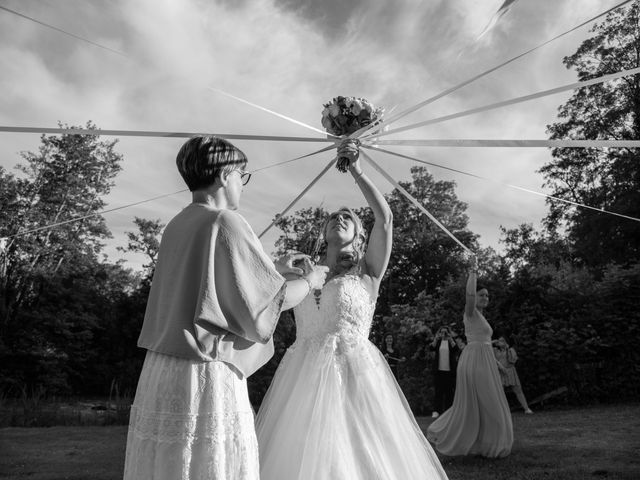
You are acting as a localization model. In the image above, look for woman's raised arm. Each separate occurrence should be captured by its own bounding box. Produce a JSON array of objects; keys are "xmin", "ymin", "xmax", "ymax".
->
[
  {"xmin": 464, "ymin": 256, "xmax": 478, "ymax": 318},
  {"xmin": 349, "ymin": 159, "xmax": 392, "ymax": 282}
]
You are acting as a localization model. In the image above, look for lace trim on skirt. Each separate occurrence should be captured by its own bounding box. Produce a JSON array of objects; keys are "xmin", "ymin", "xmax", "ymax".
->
[{"xmin": 124, "ymin": 351, "xmax": 259, "ymax": 480}]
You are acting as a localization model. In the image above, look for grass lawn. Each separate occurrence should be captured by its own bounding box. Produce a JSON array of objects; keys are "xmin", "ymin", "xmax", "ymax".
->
[{"xmin": 1, "ymin": 403, "xmax": 638, "ymax": 480}]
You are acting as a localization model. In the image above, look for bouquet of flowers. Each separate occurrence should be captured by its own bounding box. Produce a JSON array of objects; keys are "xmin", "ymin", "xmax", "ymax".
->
[{"xmin": 321, "ymin": 96, "xmax": 384, "ymax": 172}]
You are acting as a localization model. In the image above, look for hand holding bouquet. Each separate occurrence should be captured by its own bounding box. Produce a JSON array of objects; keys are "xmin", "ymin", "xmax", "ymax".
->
[
  {"xmin": 336, "ymin": 138, "xmax": 360, "ymax": 171},
  {"xmin": 321, "ymin": 96, "xmax": 384, "ymax": 172}
]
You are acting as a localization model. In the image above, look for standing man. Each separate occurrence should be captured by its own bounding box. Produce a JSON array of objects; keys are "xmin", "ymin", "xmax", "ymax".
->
[{"xmin": 430, "ymin": 325, "xmax": 460, "ymax": 418}]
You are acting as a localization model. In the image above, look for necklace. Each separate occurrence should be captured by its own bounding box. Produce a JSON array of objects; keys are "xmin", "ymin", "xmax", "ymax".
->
[
  {"xmin": 312, "ymin": 263, "xmax": 357, "ymax": 309},
  {"xmin": 313, "ymin": 288, "xmax": 322, "ymax": 307}
]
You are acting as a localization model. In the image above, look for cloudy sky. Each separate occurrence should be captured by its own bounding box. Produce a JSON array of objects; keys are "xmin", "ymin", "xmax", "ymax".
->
[{"xmin": 0, "ymin": 0, "xmax": 622, "ymax": 270}]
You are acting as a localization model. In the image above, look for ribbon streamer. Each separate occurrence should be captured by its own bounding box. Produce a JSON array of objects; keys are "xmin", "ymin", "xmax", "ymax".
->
[
  {"xmin": 364, "ymin": 139, "xmax": 640, "ymax": 148},
  {"xmin": 369, "ymin": 66, "xmax": 640, "ymax": 138},
  {"xmin": 0, "ymin": 126, "xmax": 332, "ymax": 143},
  {"xmin": 364, "ymin": 145, "xmax": 640, "ymax": 224},
  {"xmin": 0, "ymin": 5, "xmax": 127, "ymax": 57},
  {"xmin": 4, "ymin": 189, "xmax": 188, "ymax": 240},
  {"xmin": 4, "ymin": 0, "xmax": 633, "ymax": 145},
  {"xmin": 208, "ymin": 87, "xmax": 339, "ymax": 139},
  {"xmin": 360, "ymin": 151, "xmax": 473, "ymax": 255},
  {"xmin": 374, "ymin": 0, "xmax": 634, "ymax": 130},
  {"xmin": 2, "ymin": 147, "xmax": 337, "ymax": 240},
  {"xmin": 251, "ymin": 144, "xmax": 337, "ymax": 173},
  {"xmin": 258, "ymin": 158, "xmax": 337, "ymax": 238},
  {"xmin": 0, "ymin": 5, "xmax": 336, "ymax": 143},
  {"xmin": 3, "ymin": 1, "xmax": 637, "ymax": 242}
]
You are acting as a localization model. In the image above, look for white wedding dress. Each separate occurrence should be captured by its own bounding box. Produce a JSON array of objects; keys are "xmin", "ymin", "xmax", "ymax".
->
[{"xmin": 256, "ymin": 266, "xmax": 448, "ymax": 480}]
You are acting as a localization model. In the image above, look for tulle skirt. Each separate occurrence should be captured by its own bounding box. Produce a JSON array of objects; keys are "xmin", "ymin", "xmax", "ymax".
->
[
  {"xmin": 256, "ymin": 335, "xmax": 448, "ymax": 480},
  {"xmin": 124, "ymin": 351, "xmax": 259, "ymax": 480},
  {"xmin": 427, "ymin": 341, "xmax": 513, "ymax": 458}
]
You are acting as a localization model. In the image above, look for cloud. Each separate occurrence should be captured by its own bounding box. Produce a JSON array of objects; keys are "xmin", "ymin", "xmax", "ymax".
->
[{"xmin": 0, "ymin": 0, "xmax": 624, "ymax": 270}]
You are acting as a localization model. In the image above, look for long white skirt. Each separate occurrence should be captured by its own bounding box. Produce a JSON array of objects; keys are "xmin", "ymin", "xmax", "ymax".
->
[
  {"xmin": 256, "ymin": 336, "xmax": 448, "ymax": 480},
  {"xmin": 123, "ymin": 351, "xmax": 259, "ymax": 480}
]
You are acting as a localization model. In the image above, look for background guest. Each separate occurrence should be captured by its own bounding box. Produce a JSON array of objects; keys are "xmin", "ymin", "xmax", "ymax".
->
[
  {"xmin": 382, "ymin": 333, "xmax": 406, "ymax": 378},
  {"xmin": 493, "ymin": 335, "xmax": 533, "ymax": 414},
  {"xmin": 427, "ymin": 255, "xmax": 513, "ymax": 458},
  {"xmin": 429, "ymin": 325, "xmax": 460, "ymax": 418}
]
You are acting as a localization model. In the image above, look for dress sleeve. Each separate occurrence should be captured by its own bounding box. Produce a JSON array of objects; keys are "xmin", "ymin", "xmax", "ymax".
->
[{"xmin": 196, "ymin": 210, "xmax": 286, "ymax": 344}]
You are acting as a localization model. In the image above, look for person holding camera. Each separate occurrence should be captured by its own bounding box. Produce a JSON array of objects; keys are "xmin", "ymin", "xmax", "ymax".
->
[
  {"xmin": 429, "ymin": 325, "xmax": 461, "ymax": 418},
  {"xmin": 382, "ymin": 333, "xmax": 406, "ymax": 379}
]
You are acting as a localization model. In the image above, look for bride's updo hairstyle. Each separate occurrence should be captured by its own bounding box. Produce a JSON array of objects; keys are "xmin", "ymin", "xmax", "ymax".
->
[
  {"xmin": 322, "ymin": 207, "xmax": 367, "ymax": 261},
  {"xmin": 176, "ymin": 136, "xmax": 248, "ymax": 191}
]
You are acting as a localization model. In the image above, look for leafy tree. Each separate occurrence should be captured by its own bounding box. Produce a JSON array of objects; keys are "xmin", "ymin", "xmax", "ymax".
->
[
  {"xmin": 273, "ymin": 206, "xmax": 328, "ymax": 259},
  {"xmin": 542, "ymin": 2, "xmax": 640, "ymax": 267},
  {"xmin": 91, "ymin": 263, "xmax": 149, "ymax": 396},
  {"xmin": 381, "ymin": 167, "xmax": 479, "ymax": 310},
  {"xmin": 499, "ymin": 224, "xmax": 573, "ymax": 271},
  {"xmin": 0, "ymin": 122, "xmax": 122, "ymax": 328},
  {"xmin": 117, "ymin": 217, "xmax": 165, "ymax": 281},
  {"xmin": 0, "ymin": 122, "xmax": 124, "ymax": 394}
]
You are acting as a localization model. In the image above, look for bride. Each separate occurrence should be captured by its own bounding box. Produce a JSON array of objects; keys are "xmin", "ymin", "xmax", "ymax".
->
[{"xmin": 255, "ymin": 140, "xmax": 448, "ymax": 480}]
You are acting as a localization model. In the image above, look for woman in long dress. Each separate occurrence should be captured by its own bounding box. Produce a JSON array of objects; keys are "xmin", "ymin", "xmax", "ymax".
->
[
  {"xmin": 426, "ymin": 257, "xmax": 513, "ymax": 458},
  {"xmin": 123, "ymin": 136, "xmax": 328, "ymax": 480},
  {"xmin": 256, "ymin": 141, "xmax": 449, "ymax": 480},
  {"xmin": 381, "ymin": 333, "xmax": 406, "ymax": 378}
]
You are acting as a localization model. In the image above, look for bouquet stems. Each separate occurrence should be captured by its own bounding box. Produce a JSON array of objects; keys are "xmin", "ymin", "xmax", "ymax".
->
[{"xmin": 336, "ymin": 156, "xmax": 351, "ymax": 173}]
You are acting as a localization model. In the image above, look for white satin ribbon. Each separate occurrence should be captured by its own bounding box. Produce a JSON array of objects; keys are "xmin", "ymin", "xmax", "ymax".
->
[
  {"xmin": 374, "ymin": 0, "xmax": 635, "ymax": 130},
  {"xmin": 258, "ymin": 159, "xmax": 337, "ymax": 239},
  {"xmin": 360, "ymin": 151, "xmax": 473, "ymax": 254},
  {"xmin": 368, "ymin": 66, "xmax": 640, "ymax": 138},
  {"xmin": 364, "ymin": 145, "xmax": 640, "ymax": 224},
  {"xmin": 4, "ymin": 190, "xmax": 188, "ymax": 241},
  {"xmin": 364, "ymin": 139, "xmax": 640, "ymax": 148},
  {"xmin": 0, "ymin": 126, "xmax": 333, "ymax": 143},
  {"xmin": 251, "ymin": 144, "xmax": 337, "ymax": 173},
  {"xmin": 208, "ymin": 87, "xmax": 339, "ymax": 139},
  {"xmin": 0, "ymin": 5, "xmax": 127, "ymax": 57}
]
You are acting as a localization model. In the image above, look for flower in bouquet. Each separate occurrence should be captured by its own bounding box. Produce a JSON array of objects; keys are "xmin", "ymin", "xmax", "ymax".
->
[{"xmin": 321, "ymin": 96, "xmax": 384, "ymax": 172}]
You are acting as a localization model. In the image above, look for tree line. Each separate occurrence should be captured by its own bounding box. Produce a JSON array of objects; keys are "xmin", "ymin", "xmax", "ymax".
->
[{"xmin": 1, "ymin": 4, "xmax": 639, "ymax": 412}]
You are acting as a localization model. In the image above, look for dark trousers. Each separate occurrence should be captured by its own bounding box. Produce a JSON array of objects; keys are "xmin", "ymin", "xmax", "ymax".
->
[{"xmin": 433, "ymin": 370, "xmax": 456, "ymax": 414}]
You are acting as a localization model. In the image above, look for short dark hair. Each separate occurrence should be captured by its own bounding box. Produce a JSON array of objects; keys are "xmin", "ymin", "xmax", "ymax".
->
[{"xmin": 176, "ymin": 136, "xmax": 248, "ymax": 191}]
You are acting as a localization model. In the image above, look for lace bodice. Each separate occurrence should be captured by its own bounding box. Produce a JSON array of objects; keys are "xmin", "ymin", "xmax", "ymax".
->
[
  {"xmin": 463, "ymin": 309, "xmax": 493, "ymax": 343},
  {"xmin": 293, "ymin": 270, "xmax": 376, "ymax": 344}
]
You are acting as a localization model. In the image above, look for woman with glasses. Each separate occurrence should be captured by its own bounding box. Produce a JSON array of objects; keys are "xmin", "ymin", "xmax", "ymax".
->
[{"xmin": 124, "ymin": 136, "xmax": 328, "ymax": 480}]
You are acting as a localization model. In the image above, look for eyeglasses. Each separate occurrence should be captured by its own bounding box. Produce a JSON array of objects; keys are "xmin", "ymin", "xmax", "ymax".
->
[{"xmin": 235, "ymin": 170, "xmax": 252, "ymax": 186}]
